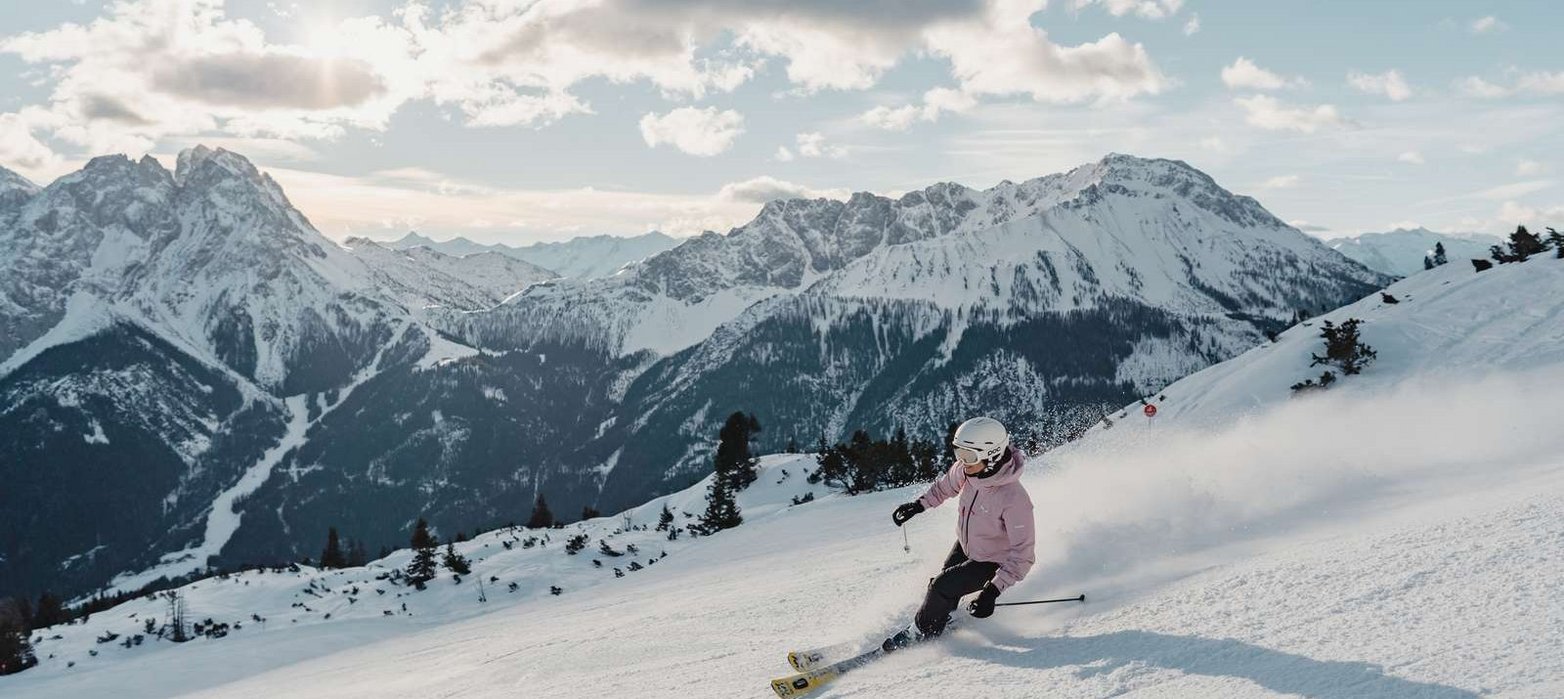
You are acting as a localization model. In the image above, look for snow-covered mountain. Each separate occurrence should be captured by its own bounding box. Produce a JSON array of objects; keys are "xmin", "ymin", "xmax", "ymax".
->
[
  {"xmin": 0, "ymin": 148, "xmax": 493, "ymax": 602},
  {"xmin": 385, "ymin": 230, "xmax": 680, "ymax": 280},
  {"xmin": 6, "ymin": 245, "xmax": 1561, "ymax": 698},
  {"xmin": 0, "ymin": 164, "xmax": 38, "ymax": 211},
  {"xmin": 435, "ymin": 154, "xmax": 1386, "ymax": 508},
  {"xmin": 1324, "ymin": 227, "xmax": 1499, "ymax": 278},
  {"xmin": 342, "ymin": 237, "xmax": 556, "ymax": 312},
  {"xmin": 0, "ymin": 150, "xmax": 1387, "ymax": 607}
]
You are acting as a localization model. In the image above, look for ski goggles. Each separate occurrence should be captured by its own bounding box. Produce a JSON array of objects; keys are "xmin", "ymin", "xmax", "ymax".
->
[{"xmin": 953, "ymin": 445, "xmax": 985, "ymax": 465}]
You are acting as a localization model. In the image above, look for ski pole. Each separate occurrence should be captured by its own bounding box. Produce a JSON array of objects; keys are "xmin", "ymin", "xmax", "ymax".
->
[
  {"xmin": 901, "ymin": 523, "xmax": 910, "ymax": 553},
  {"xmin": 994, "ymin": 594, "xmax": 1086, "ymax": 607}
]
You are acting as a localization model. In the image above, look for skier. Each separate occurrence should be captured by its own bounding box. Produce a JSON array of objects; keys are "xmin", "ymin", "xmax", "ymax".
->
[{"xmin": 883, "ymin": 416, "xmax": 1035, "ymax": 650}]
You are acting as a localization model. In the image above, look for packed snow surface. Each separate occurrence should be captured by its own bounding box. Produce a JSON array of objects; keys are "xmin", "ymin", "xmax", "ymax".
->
[{"xmin": 7, "ymin": 254, "xmax": 1564, "ymax": 697}]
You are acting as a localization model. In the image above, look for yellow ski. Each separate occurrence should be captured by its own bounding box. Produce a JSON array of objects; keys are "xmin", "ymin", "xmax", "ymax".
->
[{"xmin": 771, "ymin": 648, "xmax": 884, "ymax": 697}]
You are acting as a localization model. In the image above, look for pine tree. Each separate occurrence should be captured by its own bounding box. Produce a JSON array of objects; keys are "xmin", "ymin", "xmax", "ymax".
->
[
  {"xmin": 347, "ymin": 539, "xmax": 369, "ymax": 567},
  {"xmin": 319, "ymin": 527, "xmax": 347, "ymax": 569},
  {"xmin": 1422, "ymin": 255, "xmax": 1434, "ymax": 271},
  {"xmin": 405, "ymin": 518, "xmax": 438, "ymax": 587},
  {"xmin": 0, "ymin": 597, "xmax": 37, "ymax": 676},
  {"xmin": 714, "ymin": 411, "xmax": 762, "ymax": 492},
  {"xmin": 30, "ymin": 592, "xmax": 65, "ymax": 630},
  {"xmin": 526, "ymin": 494, "xmax": 555, "ymax": 529},
  {"xmin": 1309, "ymin": 318, "xmax": 1377, "ymax": 376},
  {"xmin": 655, "ymin": 504, "xmax": 675, "ymax": 532},
  {"xmin": 580, "ymin": 506, "xmax": 601, "ymax": 521},
  {"xmin": 785, "ymin": 437, "xmax": 799, "ymax": 453},
  {"xmin": 442, "ymin": 542, "xmax": 471, "ymax": 575},
  {"xmin": 1549, "ymin": 228, "xmax": 1564, "ymax": 259},
  {"xmin": 846, "ymin": 429, "xmax": 881, "ymax": 494},
  {"xmin": 812, "ymin": 435, "xmax": 847, "ymax": 488},
  {"xmin": 697, "ymin": 470, "xmax": 742, "ymax": 533},
  {"xmin": 1506, "ymin": 225, "xmax": 1546, "ymax": 262},
  {"xmin": 1433, "ymin": 241, "xmax": 1448, "ymax": 266}
]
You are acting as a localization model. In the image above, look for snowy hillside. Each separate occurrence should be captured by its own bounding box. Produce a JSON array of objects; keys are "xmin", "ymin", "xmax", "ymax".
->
[
  {"xmin": 1, "ymin": 455, "xmax": 828, "ymax": 697},
  {"xmin": 7, "ymin": 241, "xmax": 1562, "ymax": 698},
  {"xmin": 385, "ymin": 230, "xmax": 680, "ymax": 280},
  {"xmin": 1325, "ymin": 227, "xmax": 1499, "ymax": 278}
]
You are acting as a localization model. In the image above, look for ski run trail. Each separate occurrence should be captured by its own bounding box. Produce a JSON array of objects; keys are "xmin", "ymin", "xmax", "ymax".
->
[{"xmin": 6, "ymin": 258, "xmax": 1564, "ymax": 697}]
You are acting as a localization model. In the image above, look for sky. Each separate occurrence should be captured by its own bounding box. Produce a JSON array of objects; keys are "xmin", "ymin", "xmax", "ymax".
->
[{"xmin": 0, "ymin": 0, "xmax": 1560, "ymax": 244}]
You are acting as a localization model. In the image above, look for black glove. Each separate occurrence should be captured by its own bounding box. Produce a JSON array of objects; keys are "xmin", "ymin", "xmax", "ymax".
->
[
  {"xmin": 968, "ymin": 583, "xmax": 1000, "ymax": 618},
  {"xmin": 891, "ymin": 501, "xmax": 925, "ymax": 527}
]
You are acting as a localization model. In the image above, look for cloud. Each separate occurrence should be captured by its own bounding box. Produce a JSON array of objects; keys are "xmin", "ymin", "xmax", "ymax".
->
[
  {"xmin": 0, "ymin": 111, "xmax": 62, "ymax": 174},
  {"xmin": 716, "ymin": 175, "xmax": 849, "ymax": 203},
  {"xmin": 1514, "ymin": 71, "xmax": 1564, "ymax": 95},
  {"xmin": 1197, "ymin": 136, "xmax": 1230, "ymax": 153},
  {"xmin": 1221, "ymin": 57, "xmax": 1301, "ymax": 91},
  {"xmin": 1470, "ymin": 180, "xmax": 1555, "ymax": 201},
  {"xmin": 1072, "ymin": 0, "xmax": 1185, "ymax": 20},
  {"xmin": 861, "ymin": 86, "xmax": 977, "ymax": 131},
  {"xmin": 149, "ymin": 53, "xmax": 385, "ymax": 110},
  {"xmin": 1398, "ymin": 151, "xmax": 1425, "ymax": 165},
  {"xmin": 1457, "ymin": 76, "xmax": 1511, "ymax": 99},
  {"xmin": 774, "ymin": 146, "xmax": 795, "ymax": 162},
  {"xmin": 265, "ymin": 164, "xmax": 803, "ymax": 240},
  {"xmin": 2, "ymin": 0, "xmax": 1173, "ymax": 154},
  {"xmin": 1289, "ymin": 220, "xmax": 1331, "ymax": 233},
  {"xmin": 925, "ymin": 14, "xmax": 1165, "ymax": 105},
  {"xmin": 1494, "ymin": 200, "xmax": 1564, "ymax": 228},
  {"xmin": 1347, "ymin": 69, "xmax": 1412, "ymax": 101},
  {"xmin": 795, "ymin": 132, "xmax": 846, "ymax": 159},
  {"xmin": 78, "ymin": 94, "xmax": 152, "ymax": 125},
  {"xmin": 1516, "ymin": 160, "xmax": 1544, "ymax": 176},
  {"xmin": 639, "ymin": 107, "xmax": 745, "ymax": 156},
  {"xmin": 1183, "ymin": 13, "xmax": 1201, "ymax": 35},
  {"xmin": 1261, "ymin": 174, "xmax": 1300, "ymax": 189},
  {"xmin": 1470, "ymin": 16, "xmax": 1506, "ymax": 34},
  {"xmin": 0, "ymin": 0, "xmax": 418, "ymax": 153},
  {"xmin": 1457, "ymin": 71, "xmax": 1564, "ymax": 99},
  {"xmin": 1234, "ymin": 95, "xmax": 1348, "ymax": 133}
]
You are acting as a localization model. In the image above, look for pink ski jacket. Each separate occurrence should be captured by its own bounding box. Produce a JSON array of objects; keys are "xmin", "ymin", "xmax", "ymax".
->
[{"xmin": 917, "ymin": 447, "xmax": 1036, "ymax": 591}]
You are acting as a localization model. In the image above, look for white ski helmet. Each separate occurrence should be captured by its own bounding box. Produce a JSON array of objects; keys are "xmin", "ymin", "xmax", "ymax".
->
[{"xmin": 952, "ymin": 416, "xmax": 1008, "ymax": 465}]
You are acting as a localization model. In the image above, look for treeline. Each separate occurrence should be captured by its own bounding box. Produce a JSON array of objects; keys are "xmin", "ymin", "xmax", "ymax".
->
[
  {"xmin": 810, "ymin": 427, "xmax": 951, "ymax": 495},
  {"xmin": 1473, "ymin": 225, "xmax": 1562, "ymax": 271}
]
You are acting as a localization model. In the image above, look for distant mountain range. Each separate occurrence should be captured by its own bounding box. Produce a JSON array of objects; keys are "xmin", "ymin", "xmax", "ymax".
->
[
  {"xmin": 0, "ymin": 149, "xmax": 1388, "ymax": 602},
  {"xmin": 383, "ymin": 230, "xmax": 680, "ymax": 280},
  {"xmin": 1325, "ymin": 227, "xmax": 1501, "ymax": 278}
]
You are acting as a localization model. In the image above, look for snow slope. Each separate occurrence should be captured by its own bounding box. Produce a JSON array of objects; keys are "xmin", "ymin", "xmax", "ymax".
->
[{"xmin": 7, "ymin": 254, "xmax": 1563, "ymax": 697}]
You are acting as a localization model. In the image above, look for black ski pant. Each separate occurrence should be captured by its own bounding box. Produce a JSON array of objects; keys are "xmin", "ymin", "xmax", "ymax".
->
[{"xmin": 914, "ymin": 542, "xmax": 999, "ymax": 637}]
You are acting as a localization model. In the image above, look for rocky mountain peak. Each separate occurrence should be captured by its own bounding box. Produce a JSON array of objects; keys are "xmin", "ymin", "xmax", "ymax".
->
[{"xmin": 0, "ymin": 163, "xmax": 40, "ymax": 195}]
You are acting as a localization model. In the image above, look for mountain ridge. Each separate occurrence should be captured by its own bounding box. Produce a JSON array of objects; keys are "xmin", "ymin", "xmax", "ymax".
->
[{"xmin": 0, "ymin": 148, "xmax": 1388, "ymax": 603}]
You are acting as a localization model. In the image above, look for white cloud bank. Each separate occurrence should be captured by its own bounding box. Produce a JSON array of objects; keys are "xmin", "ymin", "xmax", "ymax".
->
[
  {"xmin": 1234, "ymin": 95, "xmax": 1348, "ymax": 133},
  {"xmin": 0, "ymin": 0, "xmax": 1172, "ymax": 173},
  {"xmin": 1221, "ymin": 57, "xmax": 1302, "ymax": 91},
  {"xmin": 638, "ymin": 107, "xmax": 745, "ymax": 157},
  {"xmin": 1348, "ymin": 69, "xmax": 1413, "ymax": 101}
]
